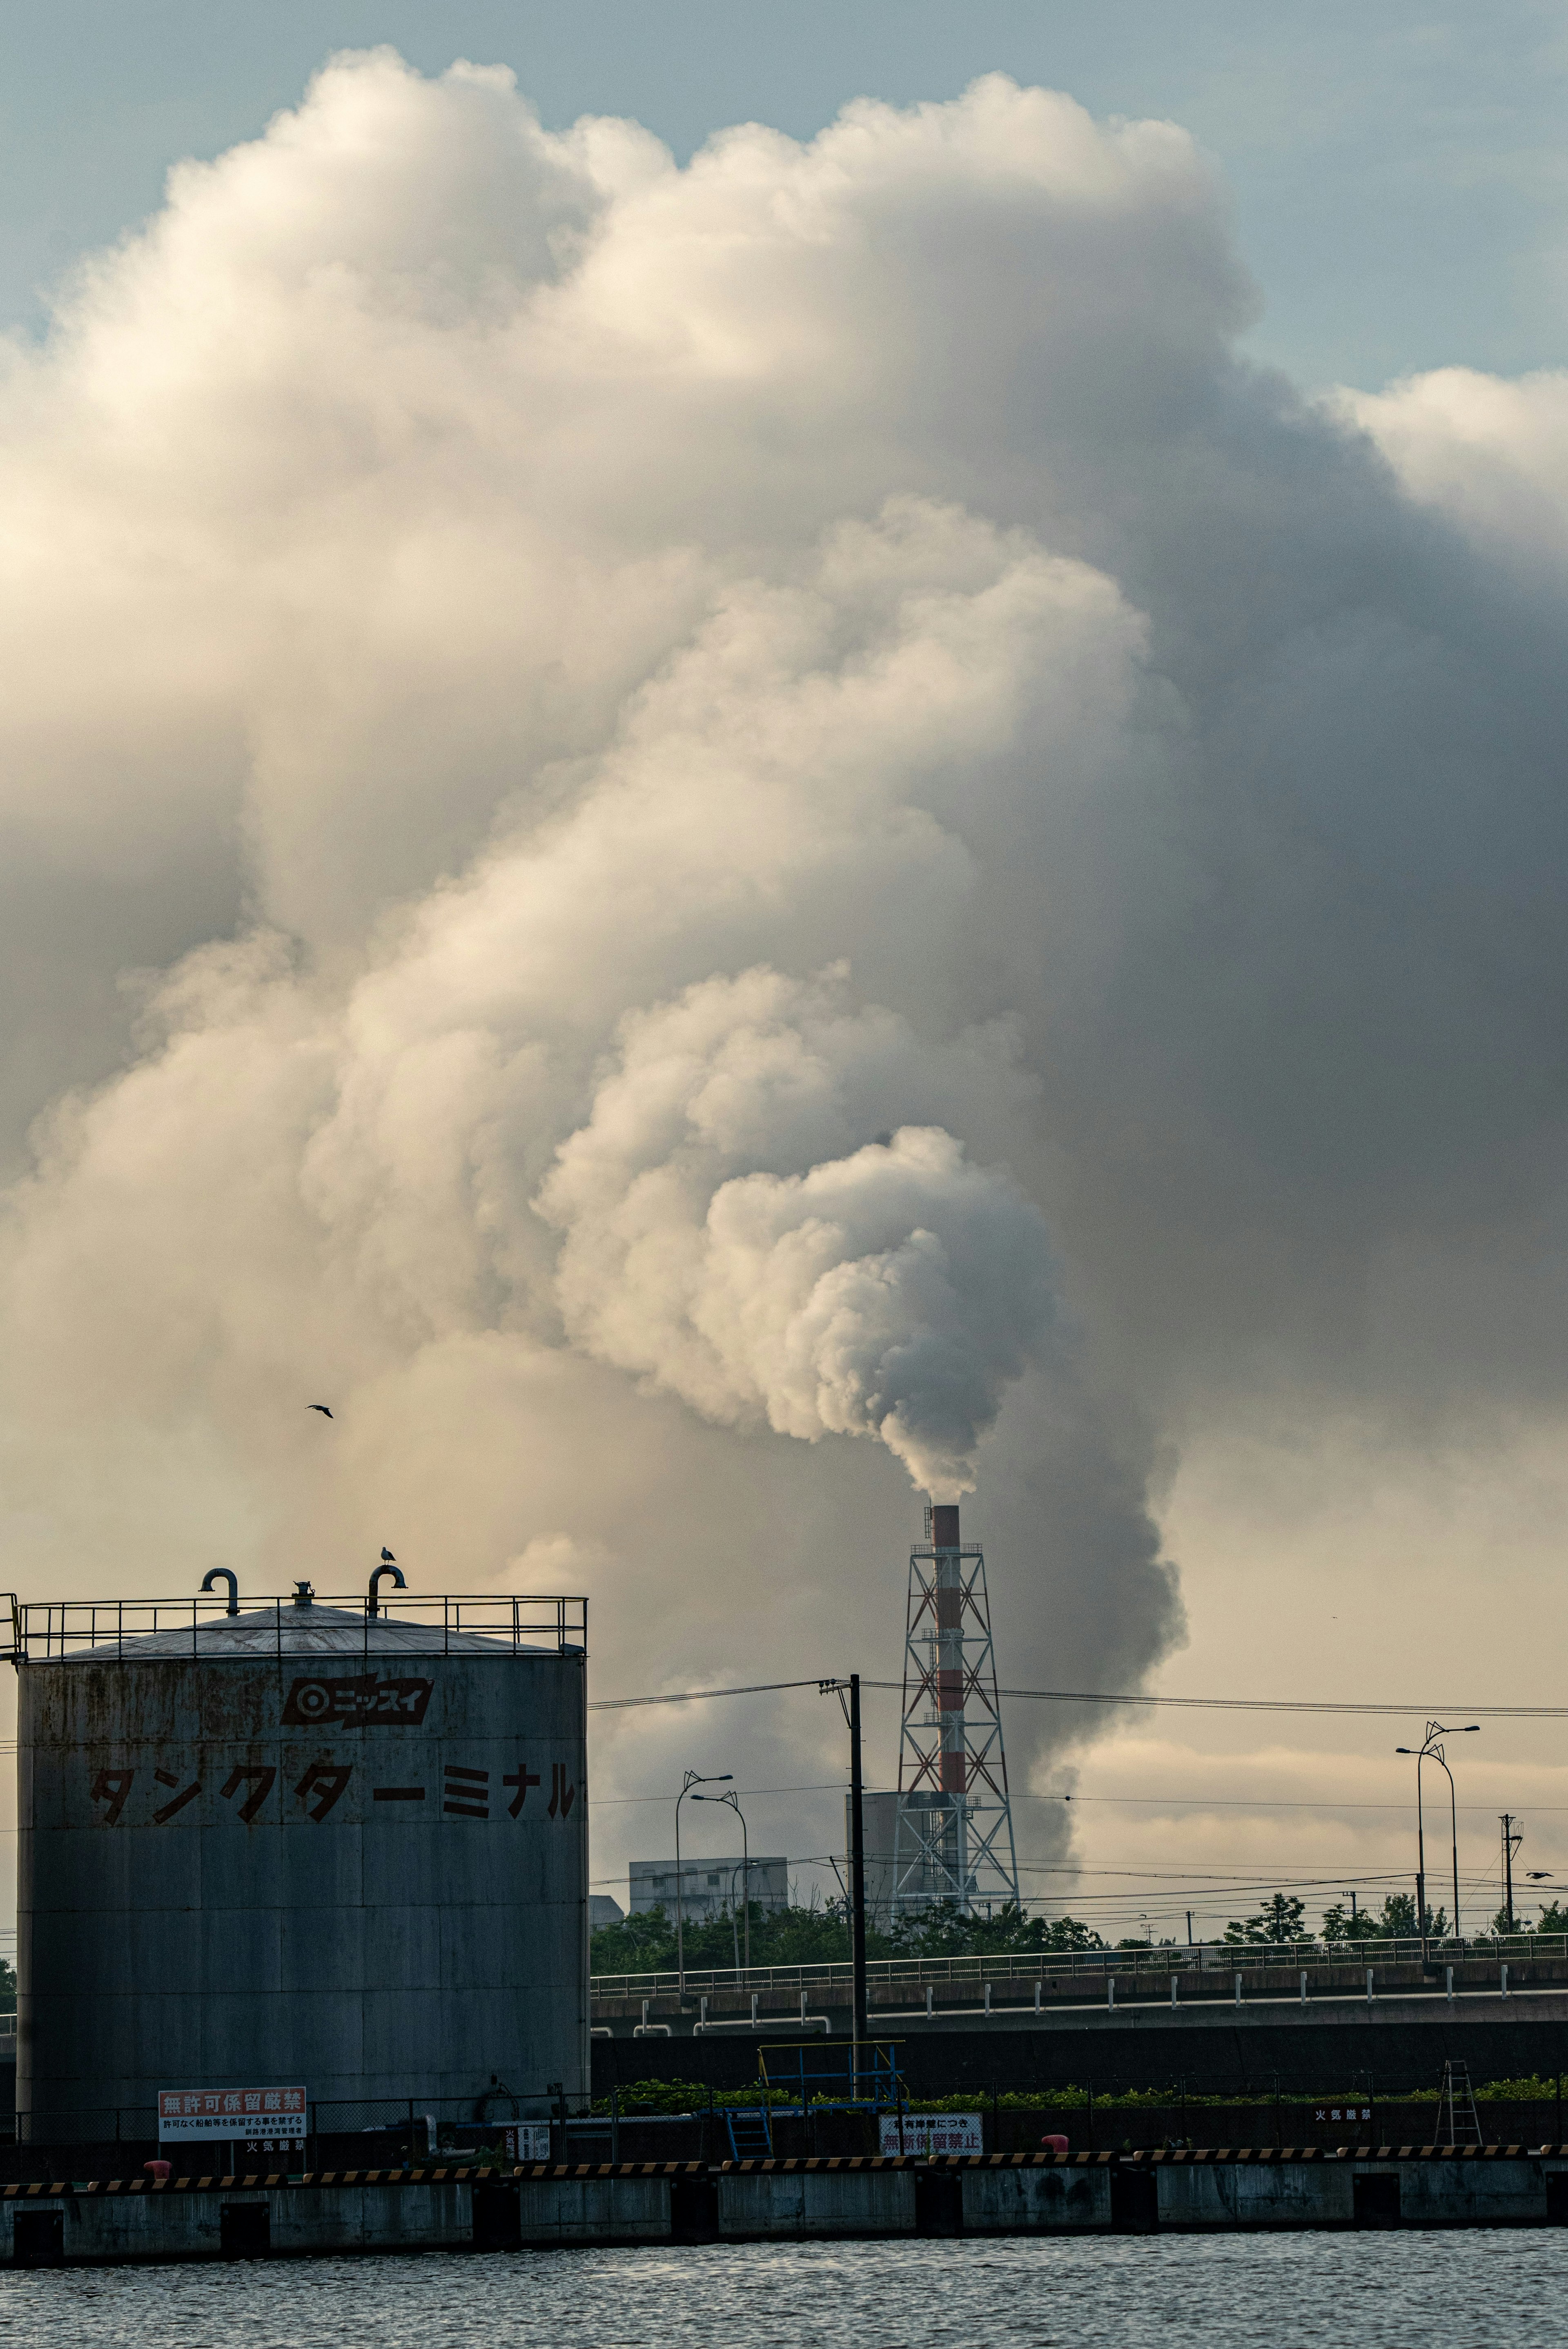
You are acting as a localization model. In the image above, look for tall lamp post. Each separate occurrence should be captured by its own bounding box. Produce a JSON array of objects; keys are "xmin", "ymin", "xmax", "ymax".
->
[
  {"xmin": 1395, "ymin": 1721, "xmax": 1478, "ymax": 1949},
  {"xmin": 694, "ymin": 1788, "xmax": 750, "ymax": 1972},
  {"xmin": 675, "ymin": 1768, "xmax": 732, "ymax": 1996},
  {"xmin": 1430, "ymin": 1746, "xmax": 1461, "ymax": 1941},
  {"xmin": 724, "ymin": 1861, "xmax": 745, "ymax": 1970}
]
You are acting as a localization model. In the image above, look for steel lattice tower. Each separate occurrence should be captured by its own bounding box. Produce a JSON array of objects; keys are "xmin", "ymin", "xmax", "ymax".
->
[{"xmin": 891, "ymin": 1502, "xmax": 1020, "ymax": 1915}]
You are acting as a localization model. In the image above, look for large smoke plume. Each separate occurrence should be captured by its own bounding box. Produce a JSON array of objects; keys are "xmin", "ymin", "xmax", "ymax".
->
[
  {"xmin": 539, "ymin": 971, "xmax": 1056, "ymax": 1497},
  {"xmin": 1, "ymin": 54, "xmax": 1566, "ymax": 1881}
]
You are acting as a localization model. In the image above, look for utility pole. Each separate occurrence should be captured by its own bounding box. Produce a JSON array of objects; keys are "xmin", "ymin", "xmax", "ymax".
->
[
  {"xmin": 1501, "ymin": 1814, "xmax": 1522, "ymax": 1930},
  {"xmin": 820, "ymin": 1674, "xmax": 870, "ymax": 2061},
  {"xmin": 850, "ymin": 1674, "xmax": 868, "ymax": 2060}
]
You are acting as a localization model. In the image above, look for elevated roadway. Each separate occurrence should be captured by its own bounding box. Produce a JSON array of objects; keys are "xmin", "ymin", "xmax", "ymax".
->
[{"xmin": 590, "ymin": 1948, "xmax": 1568, "ymax": 2097}]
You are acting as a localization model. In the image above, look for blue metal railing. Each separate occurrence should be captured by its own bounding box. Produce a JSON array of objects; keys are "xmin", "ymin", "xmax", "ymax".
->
[{"xmin": 757, "ymin": 2040, "xmax": 905, "ymax": 2112}]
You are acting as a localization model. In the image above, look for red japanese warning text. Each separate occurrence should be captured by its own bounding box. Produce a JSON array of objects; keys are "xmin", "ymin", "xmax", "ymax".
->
[{"xmin": 158, "ymin": 2086, "xmax": 305, "ymax": 2142}]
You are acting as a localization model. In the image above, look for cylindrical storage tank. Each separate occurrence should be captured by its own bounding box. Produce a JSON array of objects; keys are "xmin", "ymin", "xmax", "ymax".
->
[{"xmin": 15, "ymin": 1592, "xmax": 588, "ymax": 2141}]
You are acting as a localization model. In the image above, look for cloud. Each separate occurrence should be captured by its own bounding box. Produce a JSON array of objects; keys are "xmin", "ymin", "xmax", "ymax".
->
[
  {"xmin": 2, "ymin": 49, "xmax": 1568, "ymax": 1901},
  {"xmin": 1336, "ymin": 366, "xmax": 1568, "ymax": 573}
]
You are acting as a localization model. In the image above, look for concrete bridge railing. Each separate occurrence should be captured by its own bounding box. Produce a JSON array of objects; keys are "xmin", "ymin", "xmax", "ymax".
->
[{"xmin": 591, "ymin": 1933, "xmax": 1568, "ymax": 2003}]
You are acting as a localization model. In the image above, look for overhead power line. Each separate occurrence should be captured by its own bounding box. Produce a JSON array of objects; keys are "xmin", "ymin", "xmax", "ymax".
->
[
  {"xmin": 587, "ymin": 1776, "xmax": 1568, "ymax": 1815},
  {"xmin": 589, "ymin": 1678, "xmax": 826, "ymax": 1712},
  {"xmin": 1027, "ymin": 1794, "xmax": 1568, "ymax": 1814},
  {"xmin": 590, "ymin": 1677, "xmax": 1568, "ymax": 1719},
  {"xmin": 1009, "ymin": 1863, "xmax": 1417, "ymax": 1888},
  {"xmin": 991, "ymin": 1687, "xmax": 1568, "ymax": 1719}
]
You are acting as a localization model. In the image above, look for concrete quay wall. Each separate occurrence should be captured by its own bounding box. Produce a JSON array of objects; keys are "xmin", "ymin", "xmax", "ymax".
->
[
  {"xmin": 718, "ymin": 2166, "xmax": 916, "ymax": 2238},
  {"xmin": 1152, "ymin": 2147, "xmax": 1562, "ymax": 2231},
  {"xmin": 3, "ymin": 2150, "xmax": 1568, "ymax": 2264}
]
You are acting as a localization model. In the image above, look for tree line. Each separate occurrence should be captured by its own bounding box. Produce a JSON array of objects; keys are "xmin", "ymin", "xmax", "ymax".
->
[{"xmin": 590, "ymin": 1890, "xmax": 1568, "ymax": 1973}]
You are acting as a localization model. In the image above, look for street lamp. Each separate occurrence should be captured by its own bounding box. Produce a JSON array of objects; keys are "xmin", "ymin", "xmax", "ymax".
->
[
  {"xmin": 695, "ymin": 1788, "xmax": 750, "ymax": 1972},
  {"xmin": 675, "ymin": 1769, "xmax": 732, "ymax": 1995},
  {"xmin": 1395, "ymin": 1722, "xmax": 1479, "ymax": 1947}
]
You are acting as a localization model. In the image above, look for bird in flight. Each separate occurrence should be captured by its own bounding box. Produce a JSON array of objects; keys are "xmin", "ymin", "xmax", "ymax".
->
[
  {"xmin": 308, "ymin": 1404, "xmax": 334, "ymax": 1418},
  {"xmin": 381, "ymin": 1547, "xmax": 396, "ymax": 1563}
]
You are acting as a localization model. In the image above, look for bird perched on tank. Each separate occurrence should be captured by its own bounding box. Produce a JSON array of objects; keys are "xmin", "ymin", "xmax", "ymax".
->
[
  {"xmin": 381, "ymin": 1547, "xmax": 396, "ymax": 1563},
  {"xmin": 308, "ymin": 1404, "xmax": 333, "ymax": 1418}
]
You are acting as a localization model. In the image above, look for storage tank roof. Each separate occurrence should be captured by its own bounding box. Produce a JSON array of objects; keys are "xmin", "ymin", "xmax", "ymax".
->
[{"xmin": 50, "ymin": 1603, "xmax": 549, "ymax": 1660}]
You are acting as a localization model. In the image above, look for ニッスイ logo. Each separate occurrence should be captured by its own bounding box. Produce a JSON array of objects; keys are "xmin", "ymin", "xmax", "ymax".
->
[{"xmin": 281, "ymin": 1674, "xmax": 433, "ymax": 1727}]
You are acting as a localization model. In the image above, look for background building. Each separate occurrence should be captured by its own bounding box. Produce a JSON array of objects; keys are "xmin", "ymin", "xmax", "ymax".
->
[{"xmin": 629, "ymin": 1856, "xmax": 788, "ymax": 1921}]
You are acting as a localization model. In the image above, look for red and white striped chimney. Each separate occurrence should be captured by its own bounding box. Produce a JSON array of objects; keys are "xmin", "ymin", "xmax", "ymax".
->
[{"xmin": 931, "ymin": 1503, "xmax": 966, "ymax": 1796}]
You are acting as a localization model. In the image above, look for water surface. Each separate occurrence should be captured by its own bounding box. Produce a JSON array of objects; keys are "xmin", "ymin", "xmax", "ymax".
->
[{"xmin": 1, "ymin": 2233, "xmax": 1564, "ymax": 2347}]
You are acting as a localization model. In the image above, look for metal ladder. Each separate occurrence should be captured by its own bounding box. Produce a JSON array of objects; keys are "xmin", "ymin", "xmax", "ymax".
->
[
  {"xmin": 724, "ymin": 2106, "xmax": 774, "ymax": 2161},
  {"xmin": 1437, "ymin": 2059, "xmax": 1483, "ymax": 2146}
]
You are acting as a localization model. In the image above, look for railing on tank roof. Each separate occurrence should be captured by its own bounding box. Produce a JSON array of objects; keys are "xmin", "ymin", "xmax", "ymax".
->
[{"xmin": 0, "ymin": 1591, "xmax": 587, "ymax": 1661}]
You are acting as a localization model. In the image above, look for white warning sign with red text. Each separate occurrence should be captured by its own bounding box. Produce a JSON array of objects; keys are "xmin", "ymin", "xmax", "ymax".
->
[
  {"xmin": 158, "ymin": 2086, "xmax": 306, "ymax": 2143},
  {"xmin": 877, "ymin": 2114, "xmax": 984, "ymax": 2155}
]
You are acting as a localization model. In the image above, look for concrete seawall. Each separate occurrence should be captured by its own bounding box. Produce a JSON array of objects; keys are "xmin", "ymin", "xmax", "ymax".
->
[{"xmin": 4, "ymin": 2148, "xmax": 1568, "ymax": 2264}]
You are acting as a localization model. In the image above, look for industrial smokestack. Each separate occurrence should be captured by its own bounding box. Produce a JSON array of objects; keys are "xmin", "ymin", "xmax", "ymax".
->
[
  {"xmin": 932, "ymin": 1505, "xmax": 965, "ymax": 1794},
  {"xmin": 893, "ymin": 1503, "xmax": 1018, "ymax": 1915}
]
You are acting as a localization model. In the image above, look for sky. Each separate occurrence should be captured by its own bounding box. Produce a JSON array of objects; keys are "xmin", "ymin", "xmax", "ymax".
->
[
  {"xmin": 3, "ymin": 6, "xmax": 1568, "ymax": 1953},
  {"xmin": 4, "ymin": 2, "xmax": 1568, "ymax": 389}
]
